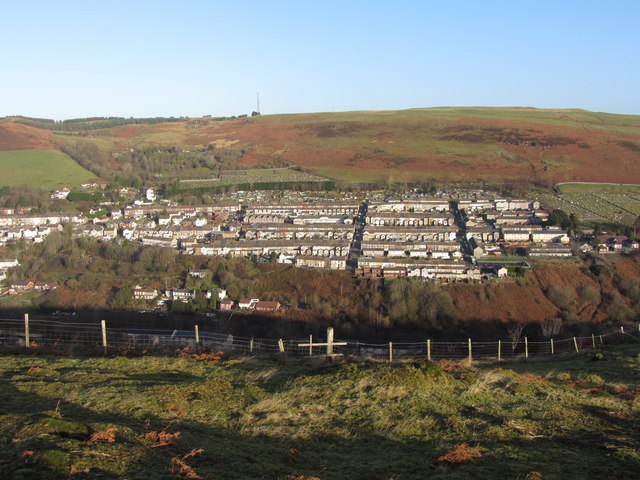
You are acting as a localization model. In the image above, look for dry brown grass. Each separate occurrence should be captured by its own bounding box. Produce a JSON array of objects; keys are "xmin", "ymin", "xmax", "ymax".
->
[
  {"xmin": 526, "ymin": 472, "xmax": 544, "ymax": 480},
  {"xmin": 166, "ymin": 403, "xmax": 187, "ymax": 417},
  {"xmin": 140, "ymin": 430, "xmax": 181, "ymax": 448},
  {"xmin": 70, "ymin": 463, "xmax": 90, "ymax": 475},
  {"xmin": 437, "ymin": 359, "xmax": 468, "ymax": 372},
  {"xmin": 170, "ymin": 449, "xmax": 204, "ymax": 479},
  {"xmin": 88, "ymin": 427, "xmax": 117, "ymax": 444},
  {"xmin": 437, "ymin": 443, "xmax": 482, "ymax": 464},
  {"xmin": 177, "ymin": 347, "xmax": 225, "ymax": 363},
  {"xmin": 515, "ymin": 373, "xmax": 547, "ymax": 385}
]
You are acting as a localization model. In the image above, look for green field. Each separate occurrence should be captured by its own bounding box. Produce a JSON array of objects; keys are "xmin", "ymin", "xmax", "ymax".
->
[
  {"xmin": 556, "ymin": 183, "xmax": 640, "ymax": 194},
  {"xmin": 179, "ymin": 167, "xmax": 328, "ymax": 189},
  {"xmin": 1, "ymin": 345, "xmax": 639, "ymax": 479},
  {"xmin": 0, "ymin": 150, "xmax": 97, "ymax": 189},
  {"xmin": 311, "ymin": 167, "xmax": 457, "ymax": 183}
]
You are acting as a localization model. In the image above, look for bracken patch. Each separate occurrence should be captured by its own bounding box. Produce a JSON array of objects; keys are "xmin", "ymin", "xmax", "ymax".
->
[
  {"xmin": 177, "ymin": 347, "xmax": 225, "ymax": 363},
  {"xmin": 171, "ymin": 449, "xmax": 204, "ymax": 479},
  {"xmin": 88, "ymin": 427, "xmax": 117, "ymax": 443},
  {"xmin": 526, "ymin": 472, "xmax": 544, "ymax": 480},
  {"xmin": 140, "ymin": 430, "xmax": 181, "ymax": 448},
  {"xmin": 437, "ymin": 443, "xmax": 482, "ymax": 464}
]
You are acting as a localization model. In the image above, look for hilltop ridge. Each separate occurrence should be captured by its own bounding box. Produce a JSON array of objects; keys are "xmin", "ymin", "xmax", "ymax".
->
[{"xmin": 2, "ymin": 107, "xmax": 640, "ymax": 186}]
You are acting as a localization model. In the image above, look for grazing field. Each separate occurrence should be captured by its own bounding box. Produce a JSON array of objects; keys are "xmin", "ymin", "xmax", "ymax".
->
[
  {"xmin": 1, "ymin": 345, "xmax": 639, "ymax": 479},
  {"xmin": 0, "ymin": 150, "xmax": 97, "ymax": 189},
  {"xmin": 179, "ymin": 167, "xmax": 329, "ymax": 189}
]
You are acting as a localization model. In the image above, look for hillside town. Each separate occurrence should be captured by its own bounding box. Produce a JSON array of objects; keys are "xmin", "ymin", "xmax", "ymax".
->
[{"xmin": 1, "ymin": 187, "xmax": 639, "ymax": 310}]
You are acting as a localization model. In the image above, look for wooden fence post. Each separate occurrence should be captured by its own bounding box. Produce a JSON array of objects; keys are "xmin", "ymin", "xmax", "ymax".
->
[
  {"xmin": 550, "ymin": 338, "xmax": 554, "ymax": 355},
  {"xmin": 389, "ymin": 342, "xmax": 393, "ymax": 363},
  {"xmin": 468, "ymin": 338, "xmax": 472, "ymax": 365},
  {"xmin": 195, "ymin": 325, "xmax": 200, "ymax": 346},
  {"xmin": 525, "ymin": 337, "xmax": 529, "ymax": 359},
  {"xmin": 278, "ymin": 339, "xmax": 285, "ymax": 353},
  {"xmin": 308, "ymin": 335, "xmax": 313, "ymax": 356},
  {"xmin": 327, "ymin": 328, "xmax": 334, "ymax": 356},
  {"xmin": 591, "ymin": 333, "xmax": 595, "ymax": 348},
  {"xmin": 249, "ymin": 338, "xmax": 254, "ymax": 354},
  {"xmin": 101, "ymin": 320, "xmax": 107, "ymax": 352},
  {"xmin": 599, "ymin": 334, "xmax": 603, "ymax": 344},
  {"xmin": 573, "ymin": 336, "xmax": 579, "ymax": 353},
  {"xmin": 24, "ymin": 313, "xmax": 30, "ymax": 348},
  {"xmin": 427, "ymin": 339, "xmax": 431, "ymax": 362},
  {"xmin": 498, "ymin": 339, "xmax": 501, "ymax": 362},
  {"xmin": 621, "ymin": 326, "xmax": 625, "ymax": 334}
]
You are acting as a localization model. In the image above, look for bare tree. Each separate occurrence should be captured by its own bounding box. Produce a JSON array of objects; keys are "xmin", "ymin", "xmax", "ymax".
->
[
  {"xmin": 507, "ymin": 322, "xmax": 527, "ymax": 353},
  {"xmin": 540, "ymin": 317, "xmax": 563, "ymax": 338}
]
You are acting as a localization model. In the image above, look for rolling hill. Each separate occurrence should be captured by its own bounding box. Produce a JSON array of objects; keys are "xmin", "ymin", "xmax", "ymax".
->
[{"xmin": 2, "ymin": 107, "xmax": 640, "ymax": 186}]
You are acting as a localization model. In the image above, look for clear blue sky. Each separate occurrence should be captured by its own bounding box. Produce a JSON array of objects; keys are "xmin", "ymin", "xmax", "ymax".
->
[{"xmin": 2, "ymin": 0, "xmax": 639, "ymax": 119}]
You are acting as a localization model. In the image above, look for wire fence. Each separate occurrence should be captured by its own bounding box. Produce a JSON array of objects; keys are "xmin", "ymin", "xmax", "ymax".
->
[{"xmin": 0, "ymin": 316, "xmax": 638, "ymax": 363}]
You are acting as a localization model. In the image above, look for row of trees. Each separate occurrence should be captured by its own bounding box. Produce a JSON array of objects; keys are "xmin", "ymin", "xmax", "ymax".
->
[
  {"xmin": 16, "ymin": 116, "xmax": 185, "ymax": 131},
  {"xmin": 61, "ymin": 141, "xmax": 247, "ymax": 186}
]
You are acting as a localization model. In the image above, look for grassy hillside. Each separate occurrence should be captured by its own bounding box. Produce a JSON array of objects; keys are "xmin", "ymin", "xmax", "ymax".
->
[
  {"xmin": 0, "ymin": 150, "xmax": 97, "ymax": 189},
  {"xmin": 1, "ymin": 344, "xmax": 638, "ymax": 479},
  {"xmin": 4, "ymin": 107, "xmax": 640, "ymax": 186}
]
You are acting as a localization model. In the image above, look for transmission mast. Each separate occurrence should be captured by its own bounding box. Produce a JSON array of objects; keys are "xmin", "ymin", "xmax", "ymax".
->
[{"xmin": 256, "ymin": 92, "xmax": 260, "ymax": 114}]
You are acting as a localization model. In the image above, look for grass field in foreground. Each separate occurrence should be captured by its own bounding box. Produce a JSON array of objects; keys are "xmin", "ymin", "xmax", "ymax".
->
[
  {"xmin": 0, "ymin": 150, "xmax": 97, "ymax": 189},
  {"xmin": 1, "ymin": 344, "xmax": 638, "ymax": 479}
]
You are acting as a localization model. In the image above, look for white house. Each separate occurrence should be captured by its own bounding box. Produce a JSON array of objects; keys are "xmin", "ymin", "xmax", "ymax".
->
[
  {"xmin": 51, "ymin": 188, "xmax": 70, "ymax": 200},
  {"xmin": 238, "ymin": 298, "xmax": 259, "ymax": 309}
]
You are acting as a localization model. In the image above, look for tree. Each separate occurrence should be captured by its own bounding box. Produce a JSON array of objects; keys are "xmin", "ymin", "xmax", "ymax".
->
[
  {"xmin": 540, "ymin": 318, "xmax": 563, "ymax": 338},
  {"xmin": 110, "ymin": 286, "xmax": 132, "ymax": 310},
  {"xmin": 507, "ymin": 322, "xmax": 526, "ymax": 353}
]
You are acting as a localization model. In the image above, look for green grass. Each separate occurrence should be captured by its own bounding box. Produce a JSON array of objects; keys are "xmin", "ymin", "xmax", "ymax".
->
[
  {"xmin": 179, "ymin": 167, "xmax": 328, "ymax": 189},
  {"xmin": 557, "ymin": 183, "xmax": 640, "ymax": 194},
  {"xmin": 0, "ymin": 150, "xmax": 97, "ymax": 189},
  {"xmin": 1, "ymin": 344, "xmax": 638, "ymax": 479},
  {"xmin": 311, "ymin": 167, "xmax": 457, "ymax": 183}
]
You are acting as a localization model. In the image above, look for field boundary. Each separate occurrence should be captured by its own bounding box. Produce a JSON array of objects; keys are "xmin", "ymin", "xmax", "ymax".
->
[{"xmin": 1, "ymin": 317, "xmax": 637, "ymax": 363}]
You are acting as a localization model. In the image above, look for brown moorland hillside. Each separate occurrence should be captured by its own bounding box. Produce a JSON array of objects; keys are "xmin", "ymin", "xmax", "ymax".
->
[
  {"xmin": 0, "ymin": 119, "xmax": 54, "ymax": 151},
  {"xmin": 4, "ymin": 107, "xmax": 640, "ymax": 184}
]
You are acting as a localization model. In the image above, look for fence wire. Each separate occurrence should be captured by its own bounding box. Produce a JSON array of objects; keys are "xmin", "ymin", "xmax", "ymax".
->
[{"xmin": 0, "ymin": 317, "xmax": 637, "ymax": 363}]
